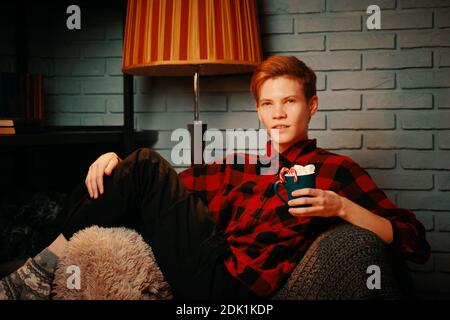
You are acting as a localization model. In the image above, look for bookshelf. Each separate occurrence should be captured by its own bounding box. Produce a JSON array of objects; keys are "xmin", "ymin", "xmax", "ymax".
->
[{"xmin": 1, "ymin": 1, "xmax": 158, "ymax": 152}]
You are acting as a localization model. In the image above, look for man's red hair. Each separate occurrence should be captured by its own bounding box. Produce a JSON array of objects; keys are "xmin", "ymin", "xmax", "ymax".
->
[{"xmin": 250, "ymin": 56, "xmax": 317, "ymax": 104}]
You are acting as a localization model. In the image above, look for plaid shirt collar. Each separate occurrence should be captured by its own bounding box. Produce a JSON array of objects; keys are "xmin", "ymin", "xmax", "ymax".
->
[{"xmin": 264, "ymin": 138, "xmax": 318, "ymax": 173}]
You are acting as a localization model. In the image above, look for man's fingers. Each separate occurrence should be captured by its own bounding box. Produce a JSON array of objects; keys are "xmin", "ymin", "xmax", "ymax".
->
[
  {"xmin": 85, "ymin": 169, "xmax": 93, "ymax": 198},
  {"xmin": 90, "ymin": 165, "xmax": 98, "ymax": 198},
  {"xmin": 288, "ymin": 196, "xmax": 318, "ymax": 207},
  {"xmin": 97, "ymin": 166, "xmax": 105, "ymax": 195},
  {"xmin": 288, "ymin": 205, "xmax": 323, "ymax": 216},
  {"xmin": 291, "ymin": 188, "xmax": 319, "ymax": 197},
  {"xmin": 104, "ymin": 158, "xmax": 117, "ymax": 176}
]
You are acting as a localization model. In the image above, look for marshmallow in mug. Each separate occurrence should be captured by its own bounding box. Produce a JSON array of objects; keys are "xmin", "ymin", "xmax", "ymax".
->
[{"xmin": 285, "ymin": 164, "xmax": 315, "ymax": 176}]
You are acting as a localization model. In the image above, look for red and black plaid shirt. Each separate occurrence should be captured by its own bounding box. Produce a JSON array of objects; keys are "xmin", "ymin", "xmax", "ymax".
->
[{"xmin": 178, "ymin": 138, "xmax": 430, "ymax": 298}]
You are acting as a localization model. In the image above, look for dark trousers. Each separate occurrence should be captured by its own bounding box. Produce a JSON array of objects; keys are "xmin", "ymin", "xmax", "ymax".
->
[{"xmin": 55, "ymin": 148, "xmax": 259, "ymax": 300}]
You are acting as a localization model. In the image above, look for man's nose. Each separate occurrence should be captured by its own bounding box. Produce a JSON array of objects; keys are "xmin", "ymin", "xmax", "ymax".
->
[{"xmin": 272, "ymin": 104, "xmax": 287, "ymax": 118}]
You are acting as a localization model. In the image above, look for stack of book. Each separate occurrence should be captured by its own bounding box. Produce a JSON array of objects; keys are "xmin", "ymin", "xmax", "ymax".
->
[{"xmin": 0, "ymin": 118, "xmax": 42, "ymax": 135}]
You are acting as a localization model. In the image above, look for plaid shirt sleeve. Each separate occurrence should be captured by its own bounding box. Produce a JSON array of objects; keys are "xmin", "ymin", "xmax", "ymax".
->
[{"xmin": 339, "ymin": 158, "xmax": 431, "ymax": 264}]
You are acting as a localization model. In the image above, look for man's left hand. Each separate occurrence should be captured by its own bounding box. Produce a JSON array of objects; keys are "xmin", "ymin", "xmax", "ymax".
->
[{"xmin": 287, "ymin": 188, "xmax": 345, "ymax": 218}]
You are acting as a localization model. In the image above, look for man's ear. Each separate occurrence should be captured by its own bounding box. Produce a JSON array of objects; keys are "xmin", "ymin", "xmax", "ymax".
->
[{"xmin": 308, "ymin": 96, "xmax": 319, "ymax": 117}]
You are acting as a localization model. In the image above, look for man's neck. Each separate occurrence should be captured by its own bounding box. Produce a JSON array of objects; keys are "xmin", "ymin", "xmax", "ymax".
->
[{"xmin": 274, "ymin": 137, "xmax": 308, "ymax": 154}]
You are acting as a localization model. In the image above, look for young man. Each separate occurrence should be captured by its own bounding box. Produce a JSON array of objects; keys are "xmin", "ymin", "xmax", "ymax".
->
[{"xmin": 60, "ymin": 56, "xmax": 431, "ymax": 299}]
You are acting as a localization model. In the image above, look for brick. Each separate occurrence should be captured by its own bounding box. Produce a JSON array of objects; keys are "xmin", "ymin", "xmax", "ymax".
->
[
  {"xmin": 309, "ymin": 132, "xmax": 362, "ymax": 149},
  {"xmin": 436, "ymin": 213, "xmax": 450, "ymax": 232},
  {"xmin": 436, "ymin": 90, "xmax": 450, "ymax": 109},
  {"xmin": 45, "ymin": 78, "xmax": 81, "ymax": 94},
  {"xmin": 30, "ymin": 43, "xmax": 81, "ymax": 59},
  {"xmin": 401, "ymin": 112, "xmax": 450, "ymax": 129},
  {"xmin": 398, "ymin": 30, "xmax": 450, "ymax": 48},
  {"xmin": 106, "ymin": 24, "xmax": 123, "ymax": 40},
  {"xmin": 139, "ymin": 77, "xmax": 192, "ymax": 94},
  {"xmin": 134, "ymin": 95, "xmax": 166, "ymax": 113},
  {"xmin": 329, "ymin": 112, "xmax": 395, "ymax": 129},
  {"xmin": 377, "ymin": 11, "xmax": 432, "ymax": 30},
  {"xmin": 262, "ymin": 16, "xmax": 293, "ymax": 34},
  {"xmin": 82, "ymin": 114, "xmax": 123, "ymax": 126},
  {"xmin": 106, "ymin": 59, "xmax": 123, "ymax": 76},
  {"xmin": 82, "ymin": 40, "xmax": 123, "ymax": 58},
  {"xmin": 399, "ymin": 70, "xmax": 450, "ymax": 88},
  {"xmin": 438, "ymin": 132, "xmax": 450, "ymax": 149},
  {"xmin": 202, "ymin": 75, "xmax": 252, "ymax": 93},
  {"xmin": 436, "ymin": 254, "xmax": 450, "ymax": 273},
  {"xmin": 107, "ymin": 96, "xmax": 123, "ymax": 113},
  {"xmin": 44, "ymin": 114, "xmax": 81, "ymax": 126},
  {"xmin": 167, "ymin": 93, "xmax": 227, "ymax": 112},
  {"xmin": 400, "ymin": 0, "xmax": 450, "ymax": 8},
  {"xmin": 339, "ymin": 150, "xmax": 396, "ymax": 169},
  {"xmin": 364, "ymin": 51, "xmax": 432, "ymax": 69},
  {"xmin": 46, "ymin": 96, "xmax": 106, "ymax": 113},
  {"xmin": 329, "ymin": 72, "xmax": 395, "ymax": 90},
  {"xmin": 260, "ymin": 0, "xmax": 325, "ymax": 14},
  {"xmin": 400, "ymin": 151, "xmax": 450, "ymax": 169},
  {"xmin": 367, "ymin": 170, "xmax": 433, "ymax": 190},
  {"xmin": 229, "ymin": 93, "xmax": 256, "ymax": 111},
  {"xmin": 329, "ymin": 33, "xmax": 395, "ymax": 50},
  {"xmin": 295, "ymin": 14, "xmax": 361, "ymax": 33},
  {"xmin": 82, "ymin": 78, "xmax": 122, "ymax": 94},
  {"xmin": 366, "ymin": 132, "xmax": 433, "ymax": 149},
  {"xmin": 327, "ymin": 0, "xmax": 395, "ymax": 12},
  {"xmin": 436, "ymin": 173, "xmax": 450, "ymax": 190},
  {"xmin": 415, "ymin": 211, "xmax": 435, "ymax": 231},
  {"xmin": 263, "ymin": 34, "xmax": 325, "ymax": 52},
  {"xmin": 65, "ymin": 27, "xmax": 105, "ymax": 41},
  {"xmin": 317, "ymin": 92, "xmax": 361, "ymax": 110},
  {"xmin": 309, "ymin": 113, "xmax": 326, "ymax": 130},
  {"xmin": 204, "ymin": 112, "xmax": 261, "ymax": 130},
  {"xmin": 54, "ymin": 59, "xmax": 105, "ymax": 76},
  {"xmin": 364, "ymin": 92, "xmax": 432, "ymax": 109},
  {"xmin": 436, "ymin": 8, "xmax": 450, "ymax": 28},
  {"xmin": 138, "ymin": 112, "xmax": 259, "ymax": 131},
  {"xmin": 427, "ymin": 232, "xmax": 450, "ymax": 252},
  {"xmin": 437, "ymin": 49, "xmax": 450, "ymax": 67},
  {"xmin": 294, "ymin": 52, "xmax": 361, "ymax": 71},
  {"xmin": 398, "ymin": 192, "xmax": 450, "ymax": 211},
  {"xmin": 315, "ymin": 73, "xmax": 326, "ymax": 91}
]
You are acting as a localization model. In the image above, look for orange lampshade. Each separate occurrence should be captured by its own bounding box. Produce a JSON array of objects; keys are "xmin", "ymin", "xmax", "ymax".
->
[{"xmin": 122, "ymin": 0, "xmax": 263, "ymax": 76}]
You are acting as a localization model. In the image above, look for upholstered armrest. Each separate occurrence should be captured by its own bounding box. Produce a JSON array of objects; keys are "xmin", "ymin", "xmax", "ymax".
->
[{"xmin": 274, "ymin": 222, "xmax": 412, "ymax": 300}]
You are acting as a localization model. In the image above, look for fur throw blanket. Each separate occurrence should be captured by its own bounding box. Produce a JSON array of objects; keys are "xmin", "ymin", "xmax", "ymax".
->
[{"xmin": 52, "ymin": 226, "xmax": 172, "ymax": 300}]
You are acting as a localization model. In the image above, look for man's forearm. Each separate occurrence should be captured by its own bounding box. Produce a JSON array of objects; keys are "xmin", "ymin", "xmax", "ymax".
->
[{"xmin": 338, "ymin": 197, "xmax": 394, "ymax": 245}]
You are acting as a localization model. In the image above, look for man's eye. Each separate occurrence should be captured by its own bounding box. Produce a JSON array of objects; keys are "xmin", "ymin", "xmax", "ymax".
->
[
  {"xmin": 262, "ymin": 102, "xmax": 271, "ymax": 107},
  {"xmin": 287, "ymin": 99, "xmax": 295, "ymax": 103}
]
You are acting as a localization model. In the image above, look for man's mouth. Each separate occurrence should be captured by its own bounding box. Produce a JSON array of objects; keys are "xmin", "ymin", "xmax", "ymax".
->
[{"xmin": 272, "ymin": 125, "xmax": 290, "ymax": 129}]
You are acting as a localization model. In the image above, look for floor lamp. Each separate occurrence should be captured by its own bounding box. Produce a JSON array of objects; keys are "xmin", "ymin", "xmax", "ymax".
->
[{"xmin": 122, "ymin": 0, "xmax": 262, "ymax": 165}]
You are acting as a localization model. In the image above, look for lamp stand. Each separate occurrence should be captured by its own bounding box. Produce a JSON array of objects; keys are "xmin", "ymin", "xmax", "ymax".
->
[{"xmin": 188, "ymin": 71, "xmax": 207, "ymax": 166}]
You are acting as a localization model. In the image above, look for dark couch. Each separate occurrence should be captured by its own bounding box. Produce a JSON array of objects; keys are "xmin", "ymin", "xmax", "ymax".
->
[{"xmin": 0, "ymin": 192, "xmax": 413, "ymax": 299}]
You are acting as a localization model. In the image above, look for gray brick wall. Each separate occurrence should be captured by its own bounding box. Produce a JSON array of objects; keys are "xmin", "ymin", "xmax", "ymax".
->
[
  {"xmin": 261, "ymin": 0, "xmax": 450, "ymax": 299},
  {"xmin": 12, "ymin": 1, "xmax": 450, "ymax": 298}
]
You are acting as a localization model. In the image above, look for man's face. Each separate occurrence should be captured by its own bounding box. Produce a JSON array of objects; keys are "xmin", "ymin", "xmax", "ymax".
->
[{"xmin": 256, "ymin": 75, "xmax": 318, "ymax": 153}]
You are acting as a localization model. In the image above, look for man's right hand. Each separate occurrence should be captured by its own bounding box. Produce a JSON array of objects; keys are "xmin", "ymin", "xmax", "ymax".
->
[{"xmin": 85, "ymin": 152, "xmax": 122, "ymax": 199}]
